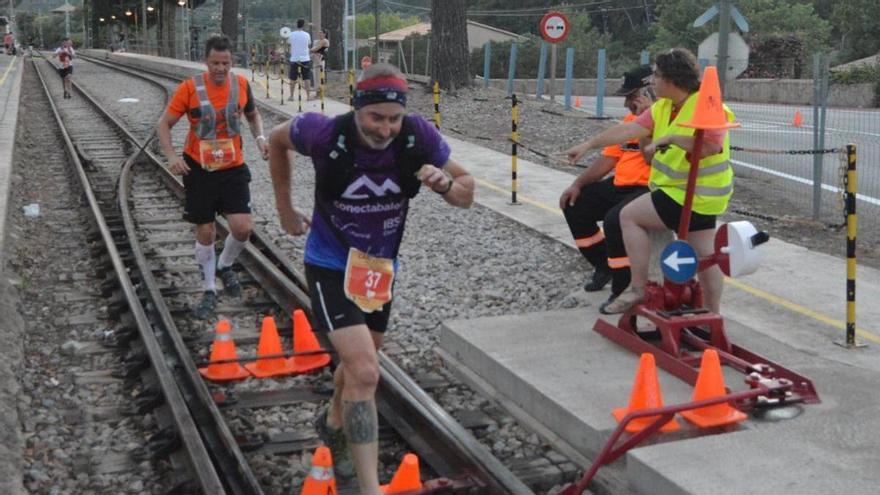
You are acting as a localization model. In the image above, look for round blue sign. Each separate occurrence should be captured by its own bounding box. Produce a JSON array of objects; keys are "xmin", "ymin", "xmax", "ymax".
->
[{"xmin": 660, "ymin": 240, "xmax": 698, "ymax": 283}]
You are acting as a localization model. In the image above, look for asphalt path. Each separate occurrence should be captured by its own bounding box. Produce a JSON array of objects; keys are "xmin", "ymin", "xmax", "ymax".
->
[{"xmin": 572, "ymin": 95, "xmax": 880, "ymax": 223}]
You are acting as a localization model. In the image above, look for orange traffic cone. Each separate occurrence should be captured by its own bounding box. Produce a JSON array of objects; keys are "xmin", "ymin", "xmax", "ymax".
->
[
  {"xmin": 199, "ymin": 320, "xmax": 251, "ymax": 382},
  {"xmin": 679, "ymin": 66, "xmax": 740, "ymax": 131},
  {"xmin": 792, "ymin": 110, "xmax": 803, "ymax": 127},
  {"xmin": 289, "ymin": 309, "xmax": 331, "ymax": 373},
  {"xmin": 574, "ymin": 96, "xmax": 582, "ymax": 108},
  {"xmin": 612, "ymin": 353, "xmax": 680, "ymax": 433},
  {"xmin": 381, "ymin": 453, "xmax": 423, "ymax": 494},
  {"xmin": 680, "ymin": 349, "xmax": 747, "ymax": 428},
  {"xmin": 300, "ymin": 446, "xmax": 338, "ymax": 495},
  {"xmin": 244, "ymin": 316, "xmax": 297, "ymax": 378}
]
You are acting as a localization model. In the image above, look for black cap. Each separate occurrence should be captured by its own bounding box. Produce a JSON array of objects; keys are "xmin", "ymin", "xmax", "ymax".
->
[{"xmin": 614, "ymin": 65, "xmax": 653, "ymax": 96}]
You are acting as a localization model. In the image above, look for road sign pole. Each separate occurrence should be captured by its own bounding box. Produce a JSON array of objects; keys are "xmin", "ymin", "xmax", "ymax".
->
[
  {"xmin": 549, "ymin": 44, "xmax": 557, "ymax": 102},
  {"xmin": 596, "ymin": 48, "xmax": 606, "ymax": 118},
  {"xmin": 536, "ymin": 41, "xmax": 547, "ymax": 99},
  {"xmin": 564, "ymin": 47, "xmax": 574, "ymax": 110},
  {"xmin": 717, "ymin": 0, "xmax": 731, "ymax": 94}
]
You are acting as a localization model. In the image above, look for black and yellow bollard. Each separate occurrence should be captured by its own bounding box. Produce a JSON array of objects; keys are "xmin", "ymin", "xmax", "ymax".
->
[
  {"xmin": 297, "ymin": 65, "xmax": 303, "ymax": 113},
  {"xmin": 433, "ymin": 81, "xmax": 441, "ymax": 130},
  {"xmin": 320, "ymin": 63, "xmax": 326, "ymax": 115},
  {"xmin": 836, "ymin": 144, "xmax": 865, "ymax": 348},
  {"xmin": 250, "ymin": 46, "xmax": 256, "ymax": 82},
  {"xmin": 280, "ymin": 76, "xmax": 284, "ymax": 105},
  {"xmin": 510, "ymin": 94, "xmax": 519, "ymax": 205},
  {"xmin": 348, "ymin": 69, "xmax": 355, "ymax": 110}
]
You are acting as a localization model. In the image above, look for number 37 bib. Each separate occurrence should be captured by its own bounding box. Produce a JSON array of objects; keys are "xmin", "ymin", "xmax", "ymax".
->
[{"xmin": 343, "ymin": 248, "xmax": 394, "ymax": 313}]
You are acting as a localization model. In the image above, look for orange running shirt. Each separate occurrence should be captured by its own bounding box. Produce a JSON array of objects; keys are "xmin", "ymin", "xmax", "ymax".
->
[
  {"xmin": 601, "ymin": 113, "xmax": 650, "ymax": 187},
  {"xmin": 166, "ymin": 73, "xmax": 255, "ymax": 167}
]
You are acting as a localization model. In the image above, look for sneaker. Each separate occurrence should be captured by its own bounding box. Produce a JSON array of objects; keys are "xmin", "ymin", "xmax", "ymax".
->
[
  {"xmin": 583, "ymin": 266, "xmax": 612, "ymax": 292},
  {"xmin": 193, "ymin": 291, "xmax": 217, "ymax": 319},
  {"xmin": 217, "ymin": 266, "xmax": 242, "ymax": 298},
  {"xmin": 313, "ymin": 405, "xmax": 355, "ymax": 479},
  {"xmin": 599, "ymin": 287, "xmax": 644, "ymax": 315}
]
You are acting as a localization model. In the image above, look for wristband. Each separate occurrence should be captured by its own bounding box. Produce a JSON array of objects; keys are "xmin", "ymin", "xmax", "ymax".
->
[
  {"xmin": 436, "ymin": 175, "xmax": 454, "ymax": 195},
  {"xmin": 256, "ymin": 135, "xmax": 267, "ymax": 142}
]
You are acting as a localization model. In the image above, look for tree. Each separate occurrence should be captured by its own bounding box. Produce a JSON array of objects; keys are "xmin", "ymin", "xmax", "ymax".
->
[
  {"xmin": 221, "ymin": 0, "xmax": 238, "ymax": 47},
  {"xmin": 429, "ymin": 0, "xmax": 470, "ymax": 90},
  {"xmin": 322, "ymin": 0, "xmax": 344, "ymax": 70}
]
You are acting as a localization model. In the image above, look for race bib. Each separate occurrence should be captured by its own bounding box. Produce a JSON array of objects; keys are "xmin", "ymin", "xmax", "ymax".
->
[
  {"xmin": 343, "ymin": 248, "xmax": 394, "ymax": 313},
  {"xmin": 198, "ymin": 138, "xmax": 236, "ymax": 171}
]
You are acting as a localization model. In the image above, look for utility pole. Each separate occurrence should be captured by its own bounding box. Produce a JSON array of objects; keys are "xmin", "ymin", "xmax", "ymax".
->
[
  {"xmin": 717, "ymin": 0, "xmax": 731, "ymax": 94},
  {"xmin": 311, "ymin": 0, "xmax": 321, "ymax": 40}
]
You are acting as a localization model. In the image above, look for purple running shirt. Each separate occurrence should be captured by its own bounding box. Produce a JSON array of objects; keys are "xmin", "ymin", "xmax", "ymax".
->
[{"xmin": 290, "ymin": 112, "xmax": 451, "ymax": 271}]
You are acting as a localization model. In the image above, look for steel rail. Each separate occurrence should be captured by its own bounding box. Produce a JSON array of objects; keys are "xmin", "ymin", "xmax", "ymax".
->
[
  {"xmin": 78, "ymin": 54, "xmax": 535, "ymax": 494},
  {"xmin": 32, "ymin": 58, "xmax": 227, "ymax": 494}
]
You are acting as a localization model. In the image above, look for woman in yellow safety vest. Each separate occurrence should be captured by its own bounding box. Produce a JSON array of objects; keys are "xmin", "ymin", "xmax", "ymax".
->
[{"xmin": 563, "ymin": 48, "xmax": 734, "ymax": 314}]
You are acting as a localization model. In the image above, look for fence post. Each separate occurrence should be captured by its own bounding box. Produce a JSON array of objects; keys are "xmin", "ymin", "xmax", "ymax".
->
[
  {"xmin": 835, "ymin": 144, "xmax": 865, "ymax": 349},
  {"xmin": 433, "ymin": 81, "xmax": 441, "ymax": 129},
  {"xmin": 596, "ymin": 48, "xmax": 606, "ymax": 118},
  {"xmin": 640, "ymin": 50, "xmax": 649, "ymax": 65},
  {"xmin": 812, "ymin": 54, "xmax": 829, "ymax": 220},
  {"xmin": 483, "ymin": 42, "xmax": 491, "ymax": 88},
  {"xmin": 536, "ymin": 41, "xmax": 548, "ymax": 99},
  {"xmin": 510, "ymin": 94, "xmax": 519, "ymax": 205},
  {"xmin": 564, "ymin": 47, "xmax": 574, "ymax": 110},
  {"xmin": 507, "ymin": 42, "xmax": 518, "ymax": 97}
]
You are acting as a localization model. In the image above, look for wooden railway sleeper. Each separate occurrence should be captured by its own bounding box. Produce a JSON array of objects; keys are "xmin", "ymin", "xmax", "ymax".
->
[{"xmin": 130, "ymin": 427, "xmax": 182, "ymax": 463}]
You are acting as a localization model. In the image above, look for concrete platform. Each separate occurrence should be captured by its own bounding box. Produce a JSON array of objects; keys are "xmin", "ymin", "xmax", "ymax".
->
[
  {"xmin": 439, "ymin": 306, "xmax": 880, "ymax": 495},
  {"xmin": 0, "ymin": 51, "xmax": 26, "ymax": 495}
]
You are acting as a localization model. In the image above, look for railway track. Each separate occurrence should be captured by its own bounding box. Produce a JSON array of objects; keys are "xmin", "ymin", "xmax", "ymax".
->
[{"xmin": 30, "ymin": 52, "xmax": 615, "ymax": 494}]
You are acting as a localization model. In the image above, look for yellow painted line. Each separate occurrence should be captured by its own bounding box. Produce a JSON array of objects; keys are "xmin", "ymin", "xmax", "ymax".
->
[
  {"xmin": 724, "ymin": 277, "xmax": 880, "ymax": 344},
  {"xmin": 474, "ymin": 174, "xmax": 879, "ymax": 343},
  {"xmin": 474, "ymin": 177, "xmax": 563, "ymax": 217},
  {"xmin": 0, "ymin": 55, "xmax": 17, "ymax": 86}
]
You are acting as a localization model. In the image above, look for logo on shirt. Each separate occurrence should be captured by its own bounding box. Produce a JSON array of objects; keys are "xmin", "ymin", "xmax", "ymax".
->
[{"xmin": 341, "ymin": 176, "xmax": 401, "ymax": 199}]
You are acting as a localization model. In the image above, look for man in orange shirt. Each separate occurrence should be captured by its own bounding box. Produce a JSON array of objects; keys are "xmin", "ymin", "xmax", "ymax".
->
[
  {"xmin": 156, "ymin": 35, "xmax": 269, "ymax": 319},
  {"xmin": 559, "ymin": 65, "xmax": 654, "ymax": 305}
]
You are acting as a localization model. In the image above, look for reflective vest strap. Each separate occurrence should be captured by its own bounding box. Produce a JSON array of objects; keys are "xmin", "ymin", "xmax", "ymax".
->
[
  {"xmin": 193, "ymin": 73, "xmax": 217, "ymax": 140},
  {"xmin": 655, "ymin": 181, "xmax": 733, "ymax": 197},
  {"xmin": 650, "ymin": 158, "xmax": 731, "ymax": 180}
]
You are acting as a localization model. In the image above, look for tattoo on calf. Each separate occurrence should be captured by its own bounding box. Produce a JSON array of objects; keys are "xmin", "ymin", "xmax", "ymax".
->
[{"xmin": 343, "ymin": 400, "xmax": 377, "ymax": 444}]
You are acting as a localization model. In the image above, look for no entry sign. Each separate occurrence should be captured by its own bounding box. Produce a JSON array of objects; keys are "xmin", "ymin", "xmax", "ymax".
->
[{"xmin": 540, "ymin": 11, "xmax": 570, "ymax": 43}]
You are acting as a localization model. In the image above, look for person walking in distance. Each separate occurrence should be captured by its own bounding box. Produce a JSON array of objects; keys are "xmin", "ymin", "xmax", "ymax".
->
[
  {"xmin": 267, "ymin": 63, "xmax": 474, "ymax": 492},
  {"xmin": 156, "ymin": 35, "xmax": 269, "ymax": 319},
  {"xmin": 287, "ymin": 18, "xmax": 312, "ymax": 101},
  {"xmin": 53, "ymin": 38, "xmax": 75, "ymax": 99}
]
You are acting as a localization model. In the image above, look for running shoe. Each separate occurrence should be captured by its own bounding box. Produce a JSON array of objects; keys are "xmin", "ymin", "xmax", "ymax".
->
[
  {"xmin": 313, "ymin": 405, "xmax": 355, "ymax": 479},
  {"xmin": 193, "ymin": 291, "xmax": 217, "ymax": 320},
  {"xmin": 217, "ymin": 266, "xmax": 242, "ymax": 298}
]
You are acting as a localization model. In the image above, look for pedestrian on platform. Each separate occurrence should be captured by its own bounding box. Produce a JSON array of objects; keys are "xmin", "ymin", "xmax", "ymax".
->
[
  {"xmin": 558, "ymin": 65, "xmax": 654, "ymax": 305},
  {"xmin": 155, "ymin": 34, "xmax": 269, "ymax": 319},
  {"xmin": 287, "ymin": 19, "xmax": 312, "ymax": 101},
  {"xmin": 53, "ymin": 38, "xmax": 75, "ymax": 99},
  {"xmin": 563, "ymin": 48, "xmax": 735, "ymax": 314},
  {"xmin": 267, "ymin": 63, "xmax": 474, "ymax": 492},
  {"xmin": 310, "ymin": 28, "xmax": 329, "ymax": 68}
]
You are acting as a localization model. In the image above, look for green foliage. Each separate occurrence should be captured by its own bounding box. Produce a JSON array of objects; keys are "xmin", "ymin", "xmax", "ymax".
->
[
  {"xmin": 354, "ymin": 13, "xmax": 421, "ymax": 39},
  {"xmin": 831, "ymin": 0, "xmax": 880, "ymax": 62}
]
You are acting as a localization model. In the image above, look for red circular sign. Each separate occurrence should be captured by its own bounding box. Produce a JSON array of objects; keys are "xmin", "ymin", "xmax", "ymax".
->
[{"xmin": 540, "ymin": 11, "xmax": 571, "ymax": 43}]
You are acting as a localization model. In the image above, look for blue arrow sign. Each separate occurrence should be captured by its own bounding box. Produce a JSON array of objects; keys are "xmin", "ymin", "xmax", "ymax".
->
[
  {"xmin": 693, "ymin": 5, "xmax": 719, "ymax": 28},
  {"xmin": 661, "ymin": 240, "xmax": 699, "ymax": 283},
  {"xmin": 730, "ymin": 5, "xmax": 749, "ymax": 33}
]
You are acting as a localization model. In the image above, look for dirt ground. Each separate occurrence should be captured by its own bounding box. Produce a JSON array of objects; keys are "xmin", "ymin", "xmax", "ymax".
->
[{"xmin": 323, "ymin": 78, "xmax": 880, "ymax": 271}]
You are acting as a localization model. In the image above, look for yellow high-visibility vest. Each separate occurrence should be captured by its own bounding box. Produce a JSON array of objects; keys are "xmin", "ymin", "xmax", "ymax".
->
[{"xmin": 649, "ymin": 93, "xmax": 735, "ymax": 215}]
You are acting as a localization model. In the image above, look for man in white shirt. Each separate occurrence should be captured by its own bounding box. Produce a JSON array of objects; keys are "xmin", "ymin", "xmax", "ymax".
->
[{"xmin": 288, "ymin": 18, "xmax": 312, "ymax": 100}]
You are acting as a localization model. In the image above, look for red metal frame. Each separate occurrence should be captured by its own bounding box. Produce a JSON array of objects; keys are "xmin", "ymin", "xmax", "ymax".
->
[{"xmin": 571, "ymin": 130, "xmax": 820, "ymax": 492}]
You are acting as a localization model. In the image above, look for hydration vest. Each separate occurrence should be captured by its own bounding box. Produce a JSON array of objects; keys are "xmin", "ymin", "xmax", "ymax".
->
[
  {"xmin": 316, "ymin": 111, "xmax": 426, "ymax": 200},
  {"xmin": 191, "ymin": 73, "xmax": 242, "ymax": 139}
]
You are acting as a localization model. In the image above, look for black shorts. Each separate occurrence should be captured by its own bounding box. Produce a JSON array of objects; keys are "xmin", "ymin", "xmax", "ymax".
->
[
  {"xmin": 289, "ymin": 61, "xmax": 312, "ymax": 81},
  {"xmin": 182, "ymin": 155, "xmax": 252, "ymax": 225},
  {"xmin": 651, "ymin": 189, "xmax": 716, "ymax": 232},
  {"xmin": 58, "ymin": 66, "xmax": 73, "ymax": 78},
  {"xmin": 305, "ymin": 263, "xmax": 393, "ymax": 333}
]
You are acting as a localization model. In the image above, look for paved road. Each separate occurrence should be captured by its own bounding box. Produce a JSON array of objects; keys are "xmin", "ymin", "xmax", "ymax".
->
[{"xmin": 573, "ymin": 95, "xmax": 880, "ymax": 224}]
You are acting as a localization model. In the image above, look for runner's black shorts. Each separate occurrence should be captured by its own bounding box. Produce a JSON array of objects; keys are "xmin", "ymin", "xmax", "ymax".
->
[
  {"xmin": 289, "ymin": 61, "xmax": 312, "ymax": 81},
  {"xmin": 58, "ymin": 66, "xmax": 73, "ymax": 78},
  {"xmin": 651, "ymin": 189, "xmax": 716, "ymax": 232},
  {"xmin": 305, "ymin": 263, "xmax": 393, "ymax": 333},
  {"xmin": 181, "ymin": 154, "xmax": 252, "ymax": 225}
]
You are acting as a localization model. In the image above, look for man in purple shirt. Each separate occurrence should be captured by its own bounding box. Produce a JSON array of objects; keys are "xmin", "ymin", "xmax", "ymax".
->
[{"xmin": 268, "ymin": 63, "xmax": 474, "ymax": 492}]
